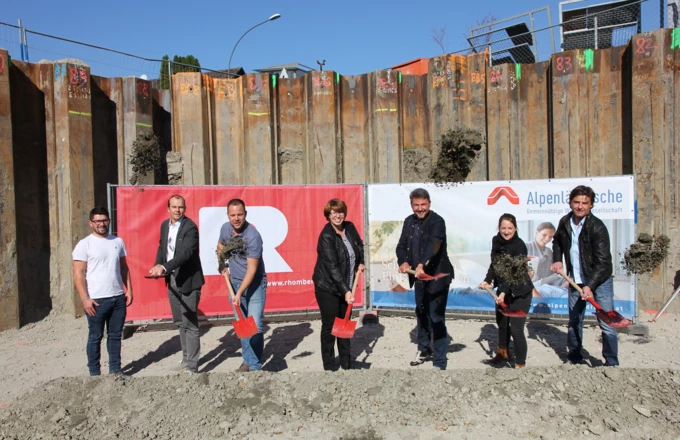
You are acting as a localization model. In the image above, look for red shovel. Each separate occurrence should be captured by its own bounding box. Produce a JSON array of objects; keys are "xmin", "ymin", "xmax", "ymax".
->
[
  {"xmin": 405, "ymin": 268, "xmax": 450, "ymax": 281},
  {"xmin": 560, "ymin": 271, "xmax": 631, "ymax": 328},
  {"xmin": 331, "ymin": 271, "xmax": 362, "ymax": 339},
  {"xmin": 223, "ymin": 272, "xmax": 259, "ymax": 338},
  {"xmin": 483, "ymin": 287, "xmax": 527, "ymax": 318}
]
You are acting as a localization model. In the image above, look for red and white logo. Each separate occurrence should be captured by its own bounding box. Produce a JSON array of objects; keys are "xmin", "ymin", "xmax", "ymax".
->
[{"xmin": 487, "ymin": 186, "xmax": 520, "ymax": 205}]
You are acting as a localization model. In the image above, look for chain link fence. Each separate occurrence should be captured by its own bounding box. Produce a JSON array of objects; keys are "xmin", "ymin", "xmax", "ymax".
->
[
  {"xmin": 0, "ymin": 21, "xmax": 233, "ymax": 84},
  {"xmin": 460, "ymin": 0, "xmax": 662, "ymax": 65}
]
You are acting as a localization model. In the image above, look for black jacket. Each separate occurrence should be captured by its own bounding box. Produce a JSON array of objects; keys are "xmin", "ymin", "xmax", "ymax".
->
[
  {"xmin": 484, "ymin": 232, "xmax": 533, "ymax": 297},
  {"xmin": 155, "ymin": 217, "xmax": 205, "ymax": 294},
  {"xmin": 552, "ymin": 211, "xmax": 612, "ymax": 291},
  {"xmin": 312, "ymin": 221, "xmax": 365, "ymax": 297},
  {"xmin": 396, "ymin": 211, "xmax": 453, "ymax": 294}
]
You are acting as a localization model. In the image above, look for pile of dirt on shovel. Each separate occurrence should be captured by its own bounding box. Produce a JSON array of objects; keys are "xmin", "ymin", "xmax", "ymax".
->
[
  {"xmin": 622, "ymin": 233, "xmax": 670, "ymax": 275},
  {"xmin": 1, "ymin": 367, "xmax": 679, "ymax": 439},
  {"xmin": 493, "ymin": 254, "xmax": 531, "ymax": 286},
  {"xmin": 430, "ymin": 128, "xmax": 484, "ymax": 185}
]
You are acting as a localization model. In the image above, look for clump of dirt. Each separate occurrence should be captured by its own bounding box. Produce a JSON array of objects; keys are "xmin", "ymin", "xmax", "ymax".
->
[
  {"xmin": 493, "ymin": 254, "xmax": 531, "ymax": 286},
  {"xmin": 128, "ymin": 131, "xmax": 163, "ymax": 185},
  {"xmin": 278, "ymin": 148, "xmax": 304, "ymax": 164},
  {"xmin": 622, "ymin": 233, "xmax": 670, "ymax": 275},
  {"xmin": 430, "ymin": 128, "xmax": 484, "ymax": 185},
  {"xmin": 403, "ymin": 147, "xmax": 432, "ymax": 183},
  {"xmin": 217, "ymin": 236, "xmax": 246, "ymax": 271}
]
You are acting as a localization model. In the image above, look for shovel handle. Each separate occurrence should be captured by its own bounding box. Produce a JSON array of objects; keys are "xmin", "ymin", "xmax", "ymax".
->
[
  {"xmin": 483, "ymin": 286, "xmax": 509, "ymax": 309},
  {"xmin": 558, "ymin": 270, "xmax": 605, "ymax": 312},
  {"xmin": 223, "ymin": 272, "xmax": 247, "ymax": 321},
  {"xmin": 343, "ymin": 302, "xmax": 354, "ymax": 320},
  {"xmin": 405, "ymin": 268, "xmax": 428, "ymax": 280}
]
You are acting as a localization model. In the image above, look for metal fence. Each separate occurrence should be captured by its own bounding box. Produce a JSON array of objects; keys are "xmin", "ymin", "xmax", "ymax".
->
[
  {"xmin": 0, "ymin": 20, "xmax": 233, "ymax": 83},
  {"xmin": 460, "ymin": 0, "xmax": 663, "ymax": 65}
]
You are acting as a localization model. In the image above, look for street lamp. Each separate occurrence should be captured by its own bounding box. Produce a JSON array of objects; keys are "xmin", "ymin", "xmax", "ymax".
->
[{"xmin": 227, "ymin": 13, "xmax": 281, "ymax": 77}]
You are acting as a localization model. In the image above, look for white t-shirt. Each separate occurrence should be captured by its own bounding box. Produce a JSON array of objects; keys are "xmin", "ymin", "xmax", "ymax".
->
[{"xmin": 72, "ymin": 234, "xmax": 127, "ymax": 299}]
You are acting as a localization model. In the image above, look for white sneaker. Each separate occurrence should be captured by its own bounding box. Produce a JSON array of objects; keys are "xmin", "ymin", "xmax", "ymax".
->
[{"xmin": 410, "ymin": 349, "xmax": 433, "ymax": 366}]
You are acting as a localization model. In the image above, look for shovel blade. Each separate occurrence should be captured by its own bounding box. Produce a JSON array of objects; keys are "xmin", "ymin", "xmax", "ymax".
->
[
  {"xmin": 594, "ymin": 310, "xmax": 632, "ymax": 328},
  {"xmin": 417, "ymin": 272, "xmax": 450, "ymax": 281},
  {"xmin": 498, "ymin": 306, "xmax": 527, "ymax": 318},
  {"xmin": 232, "ymin": 316, "xmax": 258, "ymax": 339},
  {"xmin": 331, "ymin": 318, "xmax": 357, "ymax": 339}
]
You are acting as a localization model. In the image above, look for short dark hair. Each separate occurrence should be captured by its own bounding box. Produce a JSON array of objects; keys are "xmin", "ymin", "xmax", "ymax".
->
[
  {"xmin": 167, "ymin": 194, "xmax": 185, "ymax": 208},
  {"xmin": 89, "ymin": 207, "xmax": 110, "ymax": 220},
  {"xmin": 569, "ymin": 185, "xmax": 595, "ymax": 205},
  {"xmin": 536, "ymin": 221, "xmax": 556, "ymax": 232},
  {"xmin": 227, "ymin": 199, "xmax": 246, "ymax": 210},
  {"xmin": 409, "ymin": 188, "xmax": 430, "ymax": 202},
  {"xmin": 323, "ymin": 199, "xmax": 347, "ymax": 220},
  {"xmin": 498, "ymin": 213, "xmax": 517, "ymax": 230}
]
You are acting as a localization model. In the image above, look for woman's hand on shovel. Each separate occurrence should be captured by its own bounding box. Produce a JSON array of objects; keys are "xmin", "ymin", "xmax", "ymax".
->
[
  {"xmin": 495, "ymin": 292, "xmax": 506, "ymax": 305},
  {"xmin": 344, "ymin": 291, "xmax": 354, "ymax": 304}
]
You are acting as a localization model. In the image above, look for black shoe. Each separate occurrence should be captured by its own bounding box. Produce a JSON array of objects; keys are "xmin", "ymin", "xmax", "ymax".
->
[{"xmin": 410, "ymin": 349, "xmax": 433, "ymax": 366}]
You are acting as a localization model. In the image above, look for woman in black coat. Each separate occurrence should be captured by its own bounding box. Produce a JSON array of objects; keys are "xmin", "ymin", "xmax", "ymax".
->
[
  {"xmin": 478, "ymin": 213, "xmax": 533, "ymax": 368},
  {"xmin": 312, "ymin": 198, "xmax": 365, "ymax": 371}
]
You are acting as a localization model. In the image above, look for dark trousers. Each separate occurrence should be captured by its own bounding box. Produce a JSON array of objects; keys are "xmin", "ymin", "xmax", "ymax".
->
[
  {"xmin": 414, "ymin": 283, "xmax": 449, "ymax": 369},
  {"xmin": 495, "ymin": 292, "xmax": 532, "ymax": 365},
  {"xmin": 85, "ymin": 295, "xmax": 127, "ymax": 376},
  {"xmin": 168, "ymin": 275, "xmax": 201, "ymax": 372},
  {"xmin": 315, "ymin": 289, "xmax": 351, "ymax": 371}
]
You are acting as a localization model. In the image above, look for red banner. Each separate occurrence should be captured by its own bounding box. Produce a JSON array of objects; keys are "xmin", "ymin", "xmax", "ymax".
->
[{"xmin": 116, "ymin": 185, "xmax": 365, "ymax": 321}]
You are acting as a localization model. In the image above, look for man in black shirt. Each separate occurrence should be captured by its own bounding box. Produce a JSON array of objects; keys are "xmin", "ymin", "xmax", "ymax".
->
[{"xmin": 397, "ymin": 188, "xmax": 454, "ymax": 370}]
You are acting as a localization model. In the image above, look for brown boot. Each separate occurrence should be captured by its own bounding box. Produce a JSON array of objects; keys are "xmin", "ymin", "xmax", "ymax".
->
[
  {"xmin": 515, "ymin": 363, "xmax": 526, "ymax": 369},
  {"xmin": 487, "ymin": 347, "xmax": 508, "ymax": 364}
]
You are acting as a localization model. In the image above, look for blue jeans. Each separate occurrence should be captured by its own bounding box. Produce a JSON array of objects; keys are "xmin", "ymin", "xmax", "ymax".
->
[
  {"xmin": 231, "ymin": 276, "xmax": 267, "ymax": 370},
  {"xmin": 567, "ymin": 277, "xmax": 619, "ymax": 366},
  {"xmin": 85, "ymin": 295, "xmax": 127, "ymax": 375}
]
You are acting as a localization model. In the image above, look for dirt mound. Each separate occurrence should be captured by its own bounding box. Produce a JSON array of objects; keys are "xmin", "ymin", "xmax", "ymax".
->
[
  {"xmin": 430, "ymin": 128, "xmax": 484, "ymax": 185},
  {"xmin": 493, "ymin": 254, "xmax": 531, "ymax": 286},
  {"xmin": 1, "ymin": 368, "xmax": 678, "ymax": 439},
  {"xmin": 622, "ymin": 234, "xmax": 670, "ymax": 275}
]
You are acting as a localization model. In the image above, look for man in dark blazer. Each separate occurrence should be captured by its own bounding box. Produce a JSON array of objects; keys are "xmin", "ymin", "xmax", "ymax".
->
[
  {"xmin": 149, "ymin": 194, "xmax": 205, "ymax": 374},
  {"xmin": 397, "ymin": 188, "xmax": 454, "ymax": 370}
]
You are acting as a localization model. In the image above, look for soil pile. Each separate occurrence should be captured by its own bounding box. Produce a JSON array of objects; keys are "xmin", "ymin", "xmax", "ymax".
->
[
  {"xmin": 430, "ymin": 128, "xmax": 484, "ymax": 185},
  {"xmin": 128, "ymin": 131, "xmax": 163, "ymax": 185},
  {"xmin": 1, "ymin": 367, "xmax": 679, "ymax": 439},
  {"xmin": 622, "ymin": 233, "xmax": 670, "ymax": 275},
  {"xmin": 493, "ymin": 254, "xmax": 531, "ymax": 286}
]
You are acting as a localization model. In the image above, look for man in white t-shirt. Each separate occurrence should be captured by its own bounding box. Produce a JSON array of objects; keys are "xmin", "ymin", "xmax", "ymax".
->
[{"xmin": 72, "ymin": 207, "xmax": 133, "ymax": 376}]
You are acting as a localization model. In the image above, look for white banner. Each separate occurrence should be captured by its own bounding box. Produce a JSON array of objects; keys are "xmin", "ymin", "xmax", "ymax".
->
[{"xmin": 368, "ymin": 176, "xmax": 636, "ymax": 317}]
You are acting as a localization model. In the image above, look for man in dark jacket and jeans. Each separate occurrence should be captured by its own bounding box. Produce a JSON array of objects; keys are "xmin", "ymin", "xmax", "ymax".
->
[
  {"xmin": 550, "ymin": 185, "xmax": 618, "ymax": 366},
  {"xmin": 397, "ymin": 188, "xmax": 453, "ymax": 370}
]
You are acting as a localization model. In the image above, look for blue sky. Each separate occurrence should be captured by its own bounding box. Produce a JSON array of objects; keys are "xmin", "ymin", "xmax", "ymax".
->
[{"xmin": 0, "ymin": 0, "xmax": 663, "ymax": 78}]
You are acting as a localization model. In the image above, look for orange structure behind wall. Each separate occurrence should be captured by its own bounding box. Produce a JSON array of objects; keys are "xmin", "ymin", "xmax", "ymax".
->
[{"xmin": 391, "ymin": 58, "xmax": 429, "ymax": 75}]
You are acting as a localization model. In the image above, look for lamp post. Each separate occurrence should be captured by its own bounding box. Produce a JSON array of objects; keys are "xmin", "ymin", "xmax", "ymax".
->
[{"xmin": 227, "ymin": 13, "xmax": 281, "ymax": 77}]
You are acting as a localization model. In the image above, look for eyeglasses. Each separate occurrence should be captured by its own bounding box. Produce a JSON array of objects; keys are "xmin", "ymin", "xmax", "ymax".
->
[
  {"xmin": 329, "ymin": 212, "xmax": 345, "ymax": 218},
  {"xmin": 92, "ymin": 219, "xmax": 110, "ymax": 224}
]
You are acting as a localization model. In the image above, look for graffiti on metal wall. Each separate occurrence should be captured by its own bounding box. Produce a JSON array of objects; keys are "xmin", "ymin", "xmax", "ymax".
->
[
  {"xmin": 377, "ymin": 74, "xmax": 397, "ymax": 94},
  {"xmin": 313, "ymin": 71, "xmax": 331, "ymax": 96}
]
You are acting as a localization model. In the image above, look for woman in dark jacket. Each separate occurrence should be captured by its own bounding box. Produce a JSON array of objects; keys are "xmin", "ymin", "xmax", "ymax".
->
[
  {"xmin": 312, "ymin": 198, "xmax": 365, "ymax": 371},
  {"xmin": 478, "ymin": 213, "xmax": 533, "ymax": 368}
]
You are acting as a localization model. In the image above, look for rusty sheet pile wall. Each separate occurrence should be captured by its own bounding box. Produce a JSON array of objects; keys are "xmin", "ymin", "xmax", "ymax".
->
[{"xmin": 0, "ymin": 28, "xmax": 678, "ymax": 328}]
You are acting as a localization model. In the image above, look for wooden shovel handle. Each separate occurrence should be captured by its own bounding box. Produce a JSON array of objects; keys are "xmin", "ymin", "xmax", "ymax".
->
[
  {"xmin": 484, "ymin": 286, "xmax": 509, "ymax": 309},
  {"xmin": 223, "ymin": 272, "xmax": 246, "ymax": 321},
  {"xmin": 558, "ymin": 269, "xmax": 604, "ymax": 312}
]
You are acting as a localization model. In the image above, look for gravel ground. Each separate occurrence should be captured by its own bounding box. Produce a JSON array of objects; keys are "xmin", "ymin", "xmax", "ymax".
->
[{"xmin": 0, "ymin": 310, "xmax": 679, "ymax": 439}]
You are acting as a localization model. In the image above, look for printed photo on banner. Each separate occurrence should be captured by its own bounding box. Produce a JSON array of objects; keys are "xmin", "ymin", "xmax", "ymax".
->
[{"xmin": 368, "ymin": 176, "xmax": 636, "ymax": 317}]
